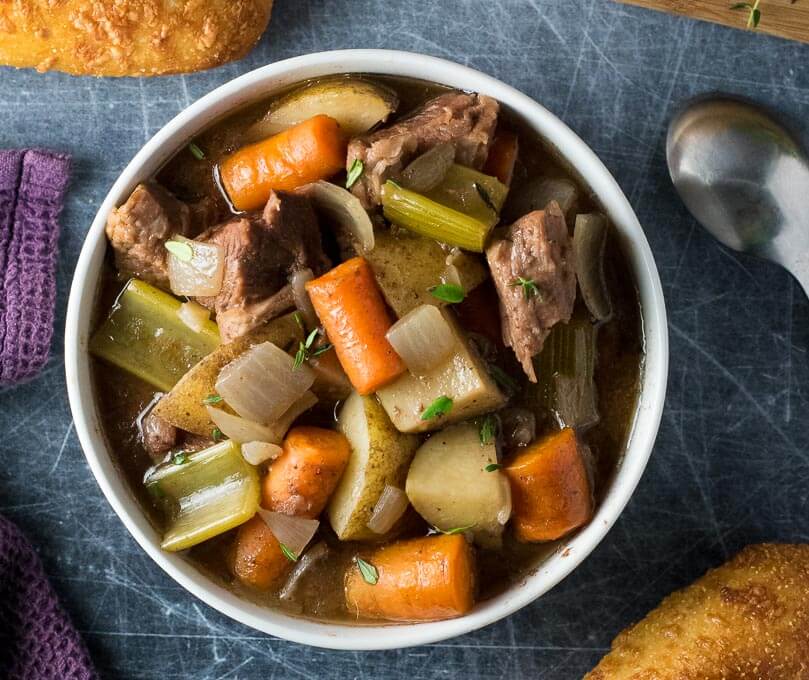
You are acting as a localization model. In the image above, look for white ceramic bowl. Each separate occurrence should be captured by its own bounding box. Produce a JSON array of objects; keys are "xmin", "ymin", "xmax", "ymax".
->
[{"xmin": 65, "ymin": 49, "xmax": 668, "ymax": 650}]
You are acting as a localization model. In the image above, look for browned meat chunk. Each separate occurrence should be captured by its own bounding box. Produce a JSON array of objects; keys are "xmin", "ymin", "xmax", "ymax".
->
[
  {"xmin": 486, "ymin": 202, "xmax": 576, "ymax": 382},
  {"xmin": 196, "ymin": 191, "xmax": 329, "ymax": 342},
  {"xmin": 347, "ymin": 92, "xmax": 499, "ymax": 208},
  {"xmin": 140, "ymin": 410, "xmax": 177, "ymax": 463},
  {"xmin": 105, "ymin": 182, "xmax": 191, "ymax": 289}
]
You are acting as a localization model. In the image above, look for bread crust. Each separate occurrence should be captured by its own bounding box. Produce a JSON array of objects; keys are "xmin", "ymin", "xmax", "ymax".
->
[
  {"xmin": 0, "ymin": 1, "xmax": 273, "ymax": 76},
  {"xmin": 586, "ymin": 544, "xmax": 809, "ymax": 679}
]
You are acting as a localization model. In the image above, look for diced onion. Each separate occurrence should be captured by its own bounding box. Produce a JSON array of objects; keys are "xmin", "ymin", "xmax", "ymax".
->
[
  {"xmin": 167, "ymin": 235, "xmax": 225, "ymax": 297},
  {"xmin": 176, "ymin": 300, "xmax": 211, "ymax": 333},
  {"xmin": 279, "ymin": 542, "xmax": 328, "ymax": 601},
  {"xmin": 386, "ymin": 305, "xmax": 456, "ymax": 375},
  {"xmin": 290, "ymin": 268, "xmax": 318, "ymax": 329},
  {"xmin": 497, "ymin": 475, "xmax": 512, "ymax": 526},
  {"xmin": 241, "ymin": 441, "xmax": 283, "ymax": 466},
  {"xmin": 297, "ymin": 181, "xmax": 374, "ymax": 254},
  {"xmin": 573, "ymin": 213, "xmax": 612, "ymax": 322},
  {"xmin": 367, "ymin": 485, "xmax": 409, "ymax": 534},
  {"xmin": 257, "ymin": 509, "xmax": 319, "ymax": 558},
  {"xmin": 216, "ymin": 342, "xmax": 314, "ymax": 425},
  {"xmin": 441, "ymin": 248, "xmax": 464, "ymax": 287},
  {"xmin": 207, "ymin": 391, "xmax": 317, "ymax": 444}
]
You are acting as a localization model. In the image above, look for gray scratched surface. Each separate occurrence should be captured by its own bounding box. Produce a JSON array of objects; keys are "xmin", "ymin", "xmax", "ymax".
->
[{"xmin": 1, "ymin": 1, "xmax": 809, "ymax": 678}]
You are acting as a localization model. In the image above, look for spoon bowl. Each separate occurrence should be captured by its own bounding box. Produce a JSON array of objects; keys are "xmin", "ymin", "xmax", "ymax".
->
[{"xmin": 667, "ymin": 95, "xmax": 809, "ymax": 292}]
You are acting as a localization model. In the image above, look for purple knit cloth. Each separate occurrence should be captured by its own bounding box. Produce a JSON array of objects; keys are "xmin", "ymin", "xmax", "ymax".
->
[
  {"xmin": 0, "ymin": 149, "xmax": 71, "ymax": 385},
  {"xmin": 0, "ymin": 515, "xmax": 97, "ymax": 679}
]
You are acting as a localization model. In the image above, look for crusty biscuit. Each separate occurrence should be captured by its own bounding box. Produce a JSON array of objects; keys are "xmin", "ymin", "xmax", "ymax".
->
[
  {"xmin": 587, "ymin": 544, "xmax": 809, "ymax": 679},
  {"xmin": 0, "ymin": 1, "xmax": 273, "ymax": 76}
]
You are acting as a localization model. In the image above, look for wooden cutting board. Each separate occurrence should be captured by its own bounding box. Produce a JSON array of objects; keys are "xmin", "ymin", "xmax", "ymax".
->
[{"xmin": 616, "ymin": 0, "xmax": 809, "ymax": 44}]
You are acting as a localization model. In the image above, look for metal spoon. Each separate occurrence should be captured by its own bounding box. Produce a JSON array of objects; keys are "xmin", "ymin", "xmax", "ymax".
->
[{"xmin": 667, "ymin": 95, "xmax": 809, "ymax": 295}]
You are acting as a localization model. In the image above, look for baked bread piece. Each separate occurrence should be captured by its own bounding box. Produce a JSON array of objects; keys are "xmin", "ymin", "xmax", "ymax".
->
[
  {"xmin": 0, "ymin": 1, "xmax": 273, "ymax": 76},
  {"xmin": 586, "ymin": 544, "xmax": 809, "ymax": 679}
]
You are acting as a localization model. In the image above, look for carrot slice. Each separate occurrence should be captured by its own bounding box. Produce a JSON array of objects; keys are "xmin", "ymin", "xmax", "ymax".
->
[
  {"xmin": 345, "ymin": 534, "xmax": 475, "ymax": 622},
  {"xmin": 306, "ymin": 257, "xmax": 406, "ymax": 395},
  {"xmin": 230, "ymin": 515, "xmax": 291, "ymax": 590},
  {"xmin": 504, "ymin": 427, "xmax": 593, "ymax": 542},
  {"xmin": 220, "ymin": 114, "xmax": 346, "ymax": 211},
  {"xmin": 262, "ymin": 426, "xmax": 351, "ymax": 518},
  {"xmin": 483, "ymin": 130, "xmax": 519, "ymax": 186}
]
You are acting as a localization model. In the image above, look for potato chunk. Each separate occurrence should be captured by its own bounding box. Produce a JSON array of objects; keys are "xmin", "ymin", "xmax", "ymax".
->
[{"xmin": 406, "ymin": 423, "xmax": 511, "ymax": 548}]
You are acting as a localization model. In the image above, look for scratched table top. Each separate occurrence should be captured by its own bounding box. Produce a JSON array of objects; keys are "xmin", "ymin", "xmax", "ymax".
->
[{"xmin": 2, "ymin": 1, "xmax": 808, "ymax": 678}]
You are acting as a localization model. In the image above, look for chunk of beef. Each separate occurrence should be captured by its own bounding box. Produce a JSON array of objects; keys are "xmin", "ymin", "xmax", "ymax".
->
[
  {"xmin": 196, "ymin": 191, "xmax": 329, "ymax": 342},
  {"xmin": 486, "ymin": 202, "xmax": 576, "ymax": 382},
  {"xmin": 105, "ymin": 182, "xmax": 192, "ymax": 289},
  {"xmin": 140, "ymin": 410, "xmax": 177, "ymax": 463},
  {"xmin": 347, "ymin": 92, "xmax": 499, "ymax": 208}
]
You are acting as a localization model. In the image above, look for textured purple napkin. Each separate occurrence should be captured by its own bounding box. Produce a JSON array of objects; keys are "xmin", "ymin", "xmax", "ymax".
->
[
  {"xmin": 0, "ymin": 149, "xmax": 71, "ymax": 385},
  {"xmin": 0, "ymin": 515, "xmax": 97, "ymax": 679}
]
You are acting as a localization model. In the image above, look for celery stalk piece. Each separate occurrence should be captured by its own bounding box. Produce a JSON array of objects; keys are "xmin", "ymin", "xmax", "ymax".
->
[
  {"xmin": 381, "ymin": 181, "xmax": 492, "ymax": 252},
  {"xmin": 535, "ymin": 319, "xmax": 599, "ymax": 429},
  {"xmin": 424, "ymin": 164, "xmax": 509, "ymax": 226},
  {"xmin": 145, "ymin": 440, "xmax": 260, "ymax": 552},
  {"xmin": 89, "ymin": 278, "xmax": 220, "ymax": 392}
]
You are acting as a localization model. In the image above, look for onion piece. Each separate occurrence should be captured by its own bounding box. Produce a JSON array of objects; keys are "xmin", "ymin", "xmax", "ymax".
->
[
  {"xmin": 296, "ymin": 181, "xmax": 374, "ymax": 254},
  {"xmin": 176, "ymin": 300, "xmax": 211, "ymax": 333},
  {"xmin": 400, "ymin": 142, "xmax": 455, "ymax": 193},
  {"xmin": 290, "ymin": 268, "xmax": 318, "ymax": 328},
  {"xmin": 206, "ymin": 391, "xmax": 317, "ymax": 444},
  {"xmin": 441, "ymin": 248, "xmax": 464, "ymax": 287},
  {"xmin": 216, "ymin": 342, "xmax": 314, "ymax": 425},
  {"xmin": 257, "ymin": 509, "xmax": 319, "ymax": 558},
  {"xmin": 279, "ymin": 542, "xmax": 329, "ymax": 601},
  {"xmin": 497, "ymin": 474, "xmax": 513, "ymax": 525},
  {"xmin": 367, "ymin": 485, "xmax": 409, "ymax": 534},
  {"xmin": 241, "ymin": 441, "xmax": 283, "ymax": 466},
  {"xmin": 167, "ymin": 235, "xmax": 225, "ymax": 297},
  {"xmin": 573, "ymin": 213, "xmax": 612, "ymax": 322},
  {"xmin": 386, "ymin": 305, "xmax": 456, "ymax": 375}
]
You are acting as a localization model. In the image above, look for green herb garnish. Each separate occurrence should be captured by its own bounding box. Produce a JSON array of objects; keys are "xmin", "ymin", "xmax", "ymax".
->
[
  {"xmin": 202, "ymin": 394, "xmax": 223, "ymax": 405},
  {"xmin": 293, "ymin": 328, "xmax": 320, "ymax": 369},
  {"xmin": 172, "ymin": 452, "xmax": 188, "ymax": 466},
  {"xmin": 479, "ymin": 414, "xmax": 498, "ymax": 446},
  {"xmin": 429, "ymin": 284, "xmax": 465, "ymax": 304},
  {"xmin": 474, "ymin": 182, "xmax": 497, "ymax": 213},
  {"xmin": 420, "ymin": 395, "xmax": 453, "ymax": 421},
  {"xmin": 310, "ymin": 343, "xmax": 333, "ymax": 358},
  {"xmin": 188, "ymin": 142, "xmax": 206, "ymax": 160},
  {"xmin": 510, "ymin": 277, "xmax": 541, "ymax": 300},
  {"xmin": 293, "ymin": 311, "xmax": 306, "ymax": 332},
  {"xmin": 165, "ymin": 240, "xmax": 193, "ymax": 262},
  {"xmin": 484, "ymin": 463, "xmax": 503, "ymax": 472},
  {"xmin": 730, "ymin": 0, "xmax": 761, "ymax": 27},
  {"xmin": 433, "ymin": 524, "xmax": 476, "ymax": 535},
  {"xmin": 280, "ymin": 544, "xmax": 298, "ymax": 562},
  {"xmin": 488, "ymin": 364, "xmax": 518, "ymax": 392},
  {"xmin": 212, "ymin": 427, "xmax": 223, "ymax": 442},
  {"xmin": 346, "ymin": 159, "xmax": 364, "ymax": 189},
  {"xmin": 356, "ymin": 557, "xmax": 379, "ymax": 585}
]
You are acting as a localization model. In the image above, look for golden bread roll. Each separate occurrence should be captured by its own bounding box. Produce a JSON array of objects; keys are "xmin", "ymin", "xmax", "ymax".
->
[
  {"xmin": 0, "ymin": 0, "xmax": 273, "ymax": 76},
  {"xmin": 587, "ymin": 544, "xmax": 809, "ymax": 679}
]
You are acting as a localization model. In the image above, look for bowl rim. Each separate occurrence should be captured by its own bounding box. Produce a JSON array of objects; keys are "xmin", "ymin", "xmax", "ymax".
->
[{"xmin": 65, "ymin": 48, "xmax": 669, "ymax": 650}]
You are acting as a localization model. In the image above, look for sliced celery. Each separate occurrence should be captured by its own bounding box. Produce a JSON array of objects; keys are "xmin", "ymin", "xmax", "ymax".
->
[
  {"xmin": 89, "ymin": 278, "xmax": 220, "ymax": 392},
  {"xmin": 535, "ymin": 319, "xmax": 599, "ymax": 429},
  {"xmin": 424, "ymin": 164, "xmax": 508, "ymax": 226},
  {"xmin": 145, "ymin": 440, "xmax": 260, "ymax": 552},
  {"xmin": 381, "ymin": 181, "xmax": 492, "ymax": 252}
]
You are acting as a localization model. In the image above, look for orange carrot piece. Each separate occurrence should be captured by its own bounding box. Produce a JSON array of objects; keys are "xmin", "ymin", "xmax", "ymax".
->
[
  {"xmin": 262, "ymin": 426, "xmax": 351, "ymax": 518},
  {"xmin": 306, "ymin": 257, "xmax": 406, "ymax": 395},
  {"xmin": 220, "ymin": 114, "xmax": 346, "ymax": 211},
  {"xmin": 504, "ymin": 428, "xmax": 593, "ymax": 542},
  {"xmin": 345, "ymin": 534, "xmax": 475, "ymax": 622},
  {"xmin": 230, "ymin": 515, "xmax": 291, "ymax": 590},
  {"xmin": 483, "ymin": 130, "xmax": 519, "ymax": 186}
]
